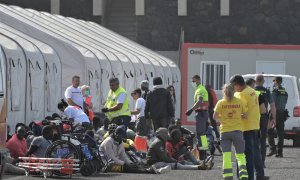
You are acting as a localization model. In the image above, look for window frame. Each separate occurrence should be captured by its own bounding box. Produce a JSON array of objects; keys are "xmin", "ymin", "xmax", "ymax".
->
[{"xmin": 200, "ymin": 61, "xmax": 230, "ymax": 91}]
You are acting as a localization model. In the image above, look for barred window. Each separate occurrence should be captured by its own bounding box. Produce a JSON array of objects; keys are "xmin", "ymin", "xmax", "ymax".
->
[{"xmin": 201, "ymin": 61, "xmax": 229, "ymax": 90}]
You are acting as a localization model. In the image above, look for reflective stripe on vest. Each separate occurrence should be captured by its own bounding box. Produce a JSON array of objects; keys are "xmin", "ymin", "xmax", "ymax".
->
[{"xmin": 105, "ymin": 86, "xmax": 131, "ymax": 120}]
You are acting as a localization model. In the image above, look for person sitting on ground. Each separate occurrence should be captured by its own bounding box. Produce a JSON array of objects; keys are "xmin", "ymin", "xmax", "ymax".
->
[
  {"xmin": 166, "ymin": 129, "xmax": 200, "ymax": 165},
  {"xmin": 6, "ymin": 126, "xmax": 27, "ymax": 160},
  {"xmin": 25, "ymin": 125, "xmax": 53, "ymax": 157},
  {"xmin": 169, "ymin": 119, "xmax": 195, "ymax": 147},
  {"xmin": 52, "ymin": 113, "xmax": 62, "ymax": 120},
  {"xmin": 57, "ymin": 99, "xmax": 90, "ymax": 125},
  {"xmin": 100, "ymin": 125, "xmax": 158, "ymax": 174},
  {"xmin": 147, "ymin": 128, "xmax": 214, "ymax": 171}
]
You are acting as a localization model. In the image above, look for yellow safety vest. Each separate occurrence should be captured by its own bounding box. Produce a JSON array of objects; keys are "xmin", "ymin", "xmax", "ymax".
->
[
  {"xmin": 105, "ymin": 86, "xmax": 131, "ymax": 120},
  {"xmin": 194, "ymin": 84, "xmax": 209, "ymax": 110}
]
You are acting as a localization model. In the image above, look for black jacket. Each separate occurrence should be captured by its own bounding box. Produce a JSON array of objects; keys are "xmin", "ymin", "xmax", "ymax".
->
[
  {"xmin": 146, "ymin": 137, "xmax": 177, "ymax": 165},
  {"xmin": 144, "ymin": 86, "xmax": 175, "ymax": 119}
]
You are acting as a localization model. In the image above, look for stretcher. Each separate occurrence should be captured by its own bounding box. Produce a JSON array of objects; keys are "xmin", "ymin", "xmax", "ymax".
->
[{"xmin": 18, "ymin": 157, "xmax": 80, "ymax": 178}]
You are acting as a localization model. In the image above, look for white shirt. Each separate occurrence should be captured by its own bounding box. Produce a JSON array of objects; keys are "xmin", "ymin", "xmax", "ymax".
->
[
  {"xmin": 117, "ymin": 92, "xmax": 126, "ymax": 104},
  {"xmin": 135, "ymin": 97, "xmax": 145, "ymax": 118},
  {"xmin": 64, "ymin": 86, "xmax": 84, "ymax": 108},
  {"xmin": 64, "ymin": 106, "xmax": 90, "ymax": 124}
]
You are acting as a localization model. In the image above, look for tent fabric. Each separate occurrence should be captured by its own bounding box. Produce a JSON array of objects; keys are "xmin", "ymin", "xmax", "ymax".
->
[
  {"xmin": 0, "ymin": 35, "xmax": 27, "ymax": 130},
  {"xmin": 0, "ymin": 30, "xmax": 46, "ymax": 123},
  {"xmin": 12, "ymin": 7, "xmax": 115, "ymax": 109},
  {"xmin": 0, "ymin": 23, "xmax": 62, "ymax": 116},
  {"xmin": 0, "ymin": 4, "xmax": 86, "ymax": 92}
]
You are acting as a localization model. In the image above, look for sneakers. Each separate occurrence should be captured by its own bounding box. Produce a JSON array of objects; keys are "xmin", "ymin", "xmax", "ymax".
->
[
  {"xmin": 205, "ymin": 155, "xmax": 214, "ymax": 164},
  {"xmin": 206, "ymin": 160, "xmax": 214, "ymax": 170},
  {"xmin": 198, "ymin": 155, "xmax": 214, "ymax": 170},
  {"xmin": 198, "ymin": 162, "xmax": 207, "ymax": 170},
  {"xmin": 205, "ymin": 155, "xmax": 214, "ymax": 170},
  {"xmin": 147, "ymin": 165, "xmax": 159, "ymax": 174},
  {"xmin": 267, "ymin": 150, "xmax": 277, "ymax": 157},
  {"xmin": 157, "ymin": 165, "xmax": 171, "ymax": 174}
]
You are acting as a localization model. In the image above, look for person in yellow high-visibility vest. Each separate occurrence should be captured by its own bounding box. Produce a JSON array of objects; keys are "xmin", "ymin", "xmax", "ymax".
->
[
  {"xmin": 185, "ymin": 75, "xmax": 209, "ymax": 160},
  {"xmin": 101, "ymin": 77, "xmax": 131, "ymax": 129},
  {"xmin": 214, "ymin": 84, "xmax": 248, "ymax": 180}
]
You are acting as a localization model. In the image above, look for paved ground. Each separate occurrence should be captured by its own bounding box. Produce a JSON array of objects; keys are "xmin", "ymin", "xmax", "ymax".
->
[{"xmin": 3, "ymin": 140, "xmax": 300, "ymax": 180}]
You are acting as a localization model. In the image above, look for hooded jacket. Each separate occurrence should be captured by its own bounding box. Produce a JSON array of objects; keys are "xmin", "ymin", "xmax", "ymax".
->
[
  {"xmin": 146, "ymin": 128, "xmax": 177, "ymax": 165},
  {"xmin": 100, "ymin": 136, "xmax": 132, "ymax": 165},
  {"xmin": 145, "ymin": 85, "xmax": 175, "ymax": 120}
]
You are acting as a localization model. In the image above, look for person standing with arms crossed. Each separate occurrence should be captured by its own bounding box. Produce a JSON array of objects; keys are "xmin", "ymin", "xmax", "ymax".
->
[
  {"xmin": 267, "ymin": 76, "xmax": 288, "ymax": 158},
  {"xmin": 186, "ymin": 75, "xmax": 209, "ymax": 160},
  {"xmin": 214, "ymin": 84, "xmax": 248, "ymax": 180}
]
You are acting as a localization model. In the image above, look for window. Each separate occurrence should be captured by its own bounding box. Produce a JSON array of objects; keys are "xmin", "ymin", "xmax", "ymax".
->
[{"xmin": 201, "ymin": 61, "xmax": 229, "ymax": 90}]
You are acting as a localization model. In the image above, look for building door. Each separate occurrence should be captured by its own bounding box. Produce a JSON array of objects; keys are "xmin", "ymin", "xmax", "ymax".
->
[{"xmin": 256, "ymin": 61, "xmax": 286, "ymax": 74}]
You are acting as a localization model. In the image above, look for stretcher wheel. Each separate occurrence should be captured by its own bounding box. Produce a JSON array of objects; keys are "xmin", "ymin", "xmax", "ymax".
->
[
  {"xmin": 43, "ymin": 171, "xmax": 48, "ymax": 178},
  {"xmin": 25, "ymin": 169, "xmax": 29, "ymax": 176}
]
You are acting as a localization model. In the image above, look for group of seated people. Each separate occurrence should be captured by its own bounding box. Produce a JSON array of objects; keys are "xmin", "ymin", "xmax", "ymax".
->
[
  {"xmin": 99, "ymin": 122, "xmax": 214, "ymax": 174},
  {"xmin": 4, "ymin": 113, "xmax": 214, "ymax": 176},
  {"xmin": 4, "ymin": 96, "xmax": 214, "ymax": 176},
  {"xmin": 6, "ymin": 122, "xmax": 54, "ymax": 174}
]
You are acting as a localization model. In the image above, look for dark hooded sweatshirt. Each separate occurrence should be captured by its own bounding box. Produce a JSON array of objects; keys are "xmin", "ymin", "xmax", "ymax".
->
[{"xmin": 146, "ymin": 134, "xmax": 177, "ymax": 165}]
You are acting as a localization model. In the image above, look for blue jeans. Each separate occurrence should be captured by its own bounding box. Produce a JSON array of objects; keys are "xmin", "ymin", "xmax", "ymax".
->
[
  {"xmin": 253, "ymin": 130, "xmax": 265, "ymax": 178},
  {"xmin": 243, "ymin": 130, "xmax": 255, "ymax": 180}
]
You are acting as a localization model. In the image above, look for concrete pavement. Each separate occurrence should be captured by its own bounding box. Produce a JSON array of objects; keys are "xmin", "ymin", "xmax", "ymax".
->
[{"xmin": 3, "ymin": 140, "xmax": 300, "ymax": 180}]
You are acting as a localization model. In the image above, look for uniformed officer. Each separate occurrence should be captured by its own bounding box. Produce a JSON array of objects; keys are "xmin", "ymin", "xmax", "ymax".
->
[
  {"xmin": 267, "ymin": 76, "xmax": 288, "ymax": 158},
  {"xmin": 255, "ymin": 75, "xmax": 276, "ymax": 166},
  {"xmin": 186, "ymin": 75, "xmax": 209, "ymax": 160}
]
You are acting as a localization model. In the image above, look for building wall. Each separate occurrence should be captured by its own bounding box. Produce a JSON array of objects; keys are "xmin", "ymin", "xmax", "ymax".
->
[
  {"xmin": 137, "ymin": 0, "xmax": 300, "ymax": 51},
  {"xmin": 0, "ymin": 0, "xmax": 102, "ymax": 24},
  {"xmin": 0, "ymin": 0, "xmax": 51, "ymax": 11}
]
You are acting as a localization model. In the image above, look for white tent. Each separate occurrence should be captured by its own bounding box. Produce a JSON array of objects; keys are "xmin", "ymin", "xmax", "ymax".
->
[
  {"xmin": 0, "ymin": 23, "xmax": 62, "ymax": 117},
  {"xmin": 19, "ymin": 8, "xmax": 137, "ymax": 108},
  {"xmin": 0, "ymin": 31, "xmax": 46, "ymax": 124},
  {"xmin": 0, "ymin": 35, "xmax": 27, "ymax": 130},
  {"xmin": 0, "ymin": 4, "xmax": 87, "ymax": 93},
  {"xmin": 10, "ymin": 6, "xmax": 104, "ymax": 112}
]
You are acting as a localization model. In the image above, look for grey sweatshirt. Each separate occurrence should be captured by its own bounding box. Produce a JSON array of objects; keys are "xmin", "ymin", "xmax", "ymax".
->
[{"xmin": 100, "ymin": 136, "xmax": 133, "ymax": 165}]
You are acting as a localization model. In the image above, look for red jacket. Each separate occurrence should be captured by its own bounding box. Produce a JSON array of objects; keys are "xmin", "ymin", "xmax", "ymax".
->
[
  {"xmin": 6, "ymin": 134, "xmax": 27, "ymax": 159},
  {"xmin": 166, "ymin": 138, "xmax": 186, "ymax": 159}
]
